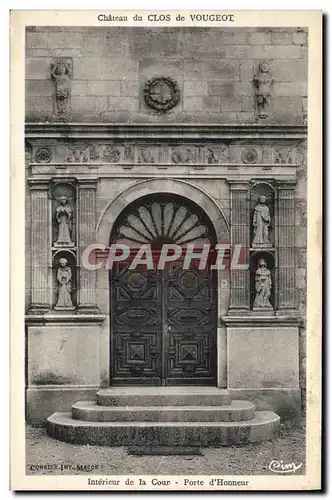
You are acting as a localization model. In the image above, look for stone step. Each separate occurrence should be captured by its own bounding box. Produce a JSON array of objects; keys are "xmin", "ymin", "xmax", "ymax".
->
[
  {"xmin": 46, "ymin": 411, "xmax": 280, "ymax": 447},
  {"xmin": 72, "ymin": 400, "xmax": 255, "ymax": 422},
  {"xmin": 97, "ymin": 387, "xmax": 232, "ymax": 407}
]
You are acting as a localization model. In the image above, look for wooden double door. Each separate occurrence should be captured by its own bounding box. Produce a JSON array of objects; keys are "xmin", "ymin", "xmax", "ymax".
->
[
  {"xmin": 110, "ymin": 194, "xmax": 217, "ymax": 386},
  {"xmin": 110, "ymin": 257, "xmax": 217, "ymax": 386}
]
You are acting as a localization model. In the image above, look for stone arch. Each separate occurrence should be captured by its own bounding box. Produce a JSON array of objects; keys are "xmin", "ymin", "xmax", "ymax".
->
[{"xmin": 96, "ymin": 178, "xmax": 230, "ymax": 246}]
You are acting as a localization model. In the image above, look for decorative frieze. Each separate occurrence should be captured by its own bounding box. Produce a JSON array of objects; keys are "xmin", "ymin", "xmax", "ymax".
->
[
  {"xmin": 62, "ymin": 143, "xmax": 231, "ymax": 165},
  {"xmin": 29, "ymin": 142, "xmax": 301, "ymax": 167},
  {"xmin": 66, "ymin": 144, "xmax": 122, "ymax": 164}
]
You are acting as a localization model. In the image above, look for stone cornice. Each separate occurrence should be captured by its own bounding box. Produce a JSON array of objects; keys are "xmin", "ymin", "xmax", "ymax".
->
[
  {"xmin": 25, "ymin": 122, "xmax": 307, "ymax": 141},
  {"xmin": 221, "ymin": 315, "xmax": 303, "ymax": 327},
  {"xmin": 28, "ymin": 165, "xmax": 298, "ymax": 182},
  {"xmin": 25, "ymin": 313, "xmax": 106, "ymax": 325}
]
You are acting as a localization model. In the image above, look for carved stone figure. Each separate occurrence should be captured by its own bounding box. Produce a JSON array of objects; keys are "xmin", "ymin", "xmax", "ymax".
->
[
  {"xmin": 124, "ymin": 145, "xmax": 135, "ymax": 163},
  {"xmin": 66, "ymin": 146, "xmax": 89, "ymax": 163},
  {"xmin": 253, "ymin": 259, "xmax": 273, "ymax": 310},
  {"xmin": 252, "ymin": 196, "xmax": 272, "ymax": 248},
  {"xmin": 274, "ymin": 148, "xmax": 294, "ymax": 164},
  {"xmin": 51, "ymin": 59, "xmax": 72, "ymax": 116},
  {"xmin": 55, "ymin": 258, "xmax": 74, "ymax": 310},
  {"xmin": 171, "ymin": 147, "xmax": 192, "ymax": 164},
  {"xmin": 103, "ymin": 146, "xmax": 121, "ymax": 163},
  {"xmin": 54, "ymin": 196, "xmax": 74, "ymax": 246},
  {"xmin": 138, "ymin": 147, "xmax": 155, "ymax": 164},
  {"xmin": 253, "ymin": 62, "xmax": 273, "ymax": 119},
  {"xmin": 207, "ymin": 148, "xmax": 217, "ymax": 164}
]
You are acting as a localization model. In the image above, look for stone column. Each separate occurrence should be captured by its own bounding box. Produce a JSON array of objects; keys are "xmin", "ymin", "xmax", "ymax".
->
[
  {"xmin": 77, "ymin": 179, "xmax": 99, "ymax": 314},
  {"xmin": 28, "ymin": 179, "xmax": 50, "ymax": 313},
  {"xmin": 229, "ymin": 181, "xmax": 250, "ymax": 312},
  {"xmin": 276, "ymin": 181, "xmax": 296, "ymax": 311}
]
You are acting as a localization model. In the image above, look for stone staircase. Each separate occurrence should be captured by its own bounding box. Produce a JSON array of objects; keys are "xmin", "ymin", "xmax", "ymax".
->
[{"xmin": 46, "ymin": 387, "xmax": 280, "ymax": 447}]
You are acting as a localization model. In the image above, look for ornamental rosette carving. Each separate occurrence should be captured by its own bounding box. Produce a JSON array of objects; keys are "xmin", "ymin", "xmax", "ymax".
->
[
  {"xmin": 241, "ymin": 148, "xmax": 258, "ymax": 164},
  {"xmin": 35, "ymin": 147, "xmax": 52, "ymax": 163},
  {"xmin": 144, "ymin": 76, "xmax": 180, "ymax": 112}
]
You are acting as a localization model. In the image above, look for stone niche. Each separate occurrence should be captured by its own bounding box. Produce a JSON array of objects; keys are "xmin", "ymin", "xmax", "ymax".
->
[
  {"xmin": 51, "ymin": 182, "xmax": 76, "ymax": 248},
  {"xmin": 249, "ymin": 182, "xmax": 276, "ymax": 312},
  {"xmin": 249, "ymin": 250, "xmax": 275, "ymax": 311},
  {"xmin": 52, "ymin": 250, "xmax": 77, "ymax": 310},
  {"xmin": 250, "ymin": 182, "xmax": 275, "ymax": 249}
]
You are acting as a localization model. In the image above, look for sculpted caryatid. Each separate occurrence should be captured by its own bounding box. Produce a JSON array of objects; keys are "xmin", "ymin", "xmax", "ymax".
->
[
  {"xmin": 51, "ymin": 59, "xmax": 72, "ymax": 115},
  {"xmin": 55, "ymin": 196, "xmax": 73, "ymax": 246},
  {"xmin": 55, "ymin": 258, "xmax": 74, "ymax": 310},
  {"xmin": 253, "ymin": 259, "xmax": 273, "ymax": 310},
  {"xmin": 252, "ymin": 195, "xmax": 271, "ymax": 248},
  {"xmin": 253, "ymin": 62, "xmax": 273, "ymax": 119}
]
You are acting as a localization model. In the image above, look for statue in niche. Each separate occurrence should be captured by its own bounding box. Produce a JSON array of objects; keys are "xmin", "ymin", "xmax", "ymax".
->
[
  {"xmin": 252, "ymin": 195, "xmax": 272, "ymax": 248},
  {"xmin": 51, "ymin": 59, "xmax": 72, "ymax": 116},
  {"xmin": 253, "ymin": 259, "xmax": 273, "ymax": 310},
  {"xmin": 54, "ymin": 196, "xmax": 74, "ymax": 246},
  {"xmin": 55, "ymin": 258, "xmax": 74, "ymax": 310},
  {"xmin": 253, "ymin": 62, "xmax": 273, "ymax": 119}
]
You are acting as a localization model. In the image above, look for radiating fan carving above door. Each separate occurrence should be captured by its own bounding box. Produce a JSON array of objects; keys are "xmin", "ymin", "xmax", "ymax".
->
[{"xmin": 112, "ymin": 196, "xmax": 214, "ymax": 248}]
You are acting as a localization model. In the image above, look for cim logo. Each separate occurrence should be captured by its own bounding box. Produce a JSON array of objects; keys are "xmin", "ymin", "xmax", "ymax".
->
[{"xmin": 268, "ymin": 460, "xmax": 303, "ymax": 474}]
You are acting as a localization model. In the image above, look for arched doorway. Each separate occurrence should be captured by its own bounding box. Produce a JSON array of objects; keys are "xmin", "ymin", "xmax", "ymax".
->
[{"xmin": 109, "ymin": 193, "xmax": 218, "ymax": 386}]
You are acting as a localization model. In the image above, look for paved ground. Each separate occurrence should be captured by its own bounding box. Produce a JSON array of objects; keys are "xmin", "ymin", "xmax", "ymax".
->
[{"xmin": 25, "ymin": 422, "xmax": 306, "ymax": 476}]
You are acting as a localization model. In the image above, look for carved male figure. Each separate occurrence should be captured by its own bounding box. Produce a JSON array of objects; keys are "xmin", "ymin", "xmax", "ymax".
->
[
  {"xmin": 252, "ymin": 195, "xmax": 271, "ymax": 248},
  {"xmin": 55, "ymin": 196, "xmax": 73, "ymax": 246},
  {"xmin": 55, "ymin": 258, "xmax": 74, "ymax": 310},
  {"xmin": 253, "ymin": 62, "xmax": 273, "ymax": 119},
  {"xmin": 51, "ymin": 59, "xmax": 72, "ymax": 115},
  {"xmin": 253, "ymin": 258, "xmax": 273, "ymax": 309}
]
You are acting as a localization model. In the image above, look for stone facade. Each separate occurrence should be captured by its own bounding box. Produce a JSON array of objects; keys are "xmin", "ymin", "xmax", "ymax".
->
[{"xmin": 25, "ymin": 27, "xmax": 307, "ymax": 424}]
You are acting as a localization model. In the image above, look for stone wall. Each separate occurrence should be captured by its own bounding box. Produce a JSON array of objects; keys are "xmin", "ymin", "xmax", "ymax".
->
[
  {"xmin": 26, "ymin": 26, "xmax": 307, "ymax": 124},
  {"xmin": 25, "ymin": 26, "xmax": 308, "ymax": 423}
]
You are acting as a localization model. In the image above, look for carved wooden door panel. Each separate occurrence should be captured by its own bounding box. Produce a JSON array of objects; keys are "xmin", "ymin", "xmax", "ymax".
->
[
  {"xmin": 164, "ymin": 260, "xmax": 217, "ymax": 385},
  {"xmin": 111, "ymin": 260, "xmax": 162, "ymax": 385}
]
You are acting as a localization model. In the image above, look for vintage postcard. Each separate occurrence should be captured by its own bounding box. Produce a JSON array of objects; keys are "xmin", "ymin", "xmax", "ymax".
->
[{"xmin": 10, "ymin": 9, "xmax": 322, "ymax": 491}]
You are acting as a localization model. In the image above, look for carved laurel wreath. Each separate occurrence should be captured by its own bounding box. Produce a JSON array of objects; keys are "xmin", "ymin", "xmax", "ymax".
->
[{"xmin": 144, "ymin": 76, "xmax": 180, "ymax": 112}]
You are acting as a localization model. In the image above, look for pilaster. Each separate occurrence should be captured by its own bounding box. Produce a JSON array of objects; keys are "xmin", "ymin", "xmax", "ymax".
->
[
  {"xmin": 77, "ymin": 179, "xmax": 99, "ymax": 313},
  {"xmin": 229, "ymin": 181, "xmax": 250, "ymax": 312},
  {"xmin": 276, "ymin": 181, "xmax": 297, "ymax": 311},
  {"xmin": 28, "ymin": 179, "xmax": 51, "ymax": 313}
]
